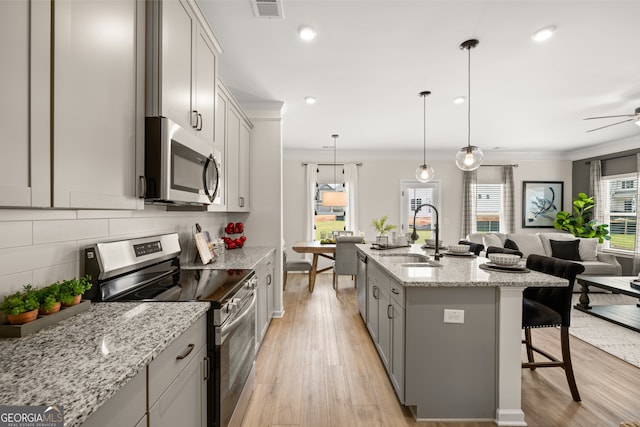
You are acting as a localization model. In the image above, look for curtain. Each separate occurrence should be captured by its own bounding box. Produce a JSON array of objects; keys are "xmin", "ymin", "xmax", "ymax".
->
[
  {"xmin": 633, "ymin": 154, "xmax": 640, "ymax": 274},
  {"xmin": 589, "ymin": 160, "xmax": 605, "ymax": 226},
  {"xmin": 502, "ymin": 165, "xmax": 515, "ymax": 233},
  {"xmin": 305, "ymin": 164, "xmax": 318, "ymax": 245},
  {"xmin": 344, "ymin": 163, "xmax": 359, "ymax": 234},
  {"xmin": 461, "ymin": 170, "xmax": 477, "ymax": 238}
]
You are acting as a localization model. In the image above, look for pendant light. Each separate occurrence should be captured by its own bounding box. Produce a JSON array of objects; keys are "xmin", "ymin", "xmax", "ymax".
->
[
  {"xmin": 321, "ymin": 134, "xmax": 348, "ymax": 207},
  {"xmin": 415, "ymin": 91, "xmax": 434, "ymax": 182},
  {"xmin": 455, "ymin": 39, "xmax": 484, "ymax": 171}
]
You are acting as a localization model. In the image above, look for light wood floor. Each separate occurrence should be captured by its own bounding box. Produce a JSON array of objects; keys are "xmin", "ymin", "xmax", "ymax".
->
[{"xmin": 241, "ymin": 273, "xmax": 640, "ymax": 427}]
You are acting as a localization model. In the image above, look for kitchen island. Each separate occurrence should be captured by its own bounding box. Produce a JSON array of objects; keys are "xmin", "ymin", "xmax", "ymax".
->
[
  {"xmin": 0, "ymin": 302, "xmax": 210, "ymax": 427},
  {"xmin": 357, "ymin": 244, "xmax": 567, "ymax": 426}
]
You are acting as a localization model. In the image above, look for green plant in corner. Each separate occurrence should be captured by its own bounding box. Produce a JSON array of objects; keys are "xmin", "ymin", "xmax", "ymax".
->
[
  {"xmin": 0, "ymin": 285, "xmax": 40, "ymax": 316},
  {"xmin": 553, "ymin": 192, "xmax": 610, "ymax": 243},
  {"xmin": 371, "ymin": 215, "xmax": 397, "ymax": 235},
  {"xmin": 59, "ymin": 275, "xmax": 92, "ymax": 305}
]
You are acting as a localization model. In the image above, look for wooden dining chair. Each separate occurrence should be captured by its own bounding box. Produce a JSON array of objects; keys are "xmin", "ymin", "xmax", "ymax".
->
[
  {"xmin": 333, "ymin": 235, "xmax": 362, "ymax": 296},
  {"xmin": 522, "ymin": 254, "xmax": 585, "ymax": 401}
]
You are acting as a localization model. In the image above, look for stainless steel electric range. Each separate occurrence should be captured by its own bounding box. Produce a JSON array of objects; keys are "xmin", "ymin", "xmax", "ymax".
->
[{"xmin": 83, "ymin": 233, "xmax": 256, "ymax": 427}]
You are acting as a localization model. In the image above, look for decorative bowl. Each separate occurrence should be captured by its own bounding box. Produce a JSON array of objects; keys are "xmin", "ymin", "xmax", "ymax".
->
[
  {"xmin": 488, "ymin": 253, "xmax": 522, "ymax": 266},
  {"xmin": 448, "ymin": 244, "xmax": 470, "ymax": 254},
  {"xmin": 425, "ymin": 239, "xmax": 443, "ymax": 247}
]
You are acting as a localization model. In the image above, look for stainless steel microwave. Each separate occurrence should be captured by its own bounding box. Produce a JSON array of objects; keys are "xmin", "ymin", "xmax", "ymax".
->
[{"xmin": 143, "ymin": 117, "xmax": 222, "ymax": 206}]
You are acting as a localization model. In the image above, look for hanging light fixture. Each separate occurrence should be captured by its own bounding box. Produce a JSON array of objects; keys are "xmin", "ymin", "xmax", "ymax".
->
[
  {"xmin": 321, "ymin": 134, "xmax": 348, "ymax": 207},
  {"xmin": 455, "ymin": 39, "xmax": 484, "ymax": 171},
  {"xmin": 415, "ymin": 91, "xmax": 435, "ymax": 182}
]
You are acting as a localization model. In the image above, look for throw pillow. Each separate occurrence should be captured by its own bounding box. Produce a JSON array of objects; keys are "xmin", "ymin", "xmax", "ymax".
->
[
  {"xmin": 550, "ymin": 239, "xmax": 581, "ymax": 261},
  {"xmin": 483, "ymin": 233, "xmax": 503, "ymax": 249},
  {"xmin": 504, "ymin": 238, "xmax": 520, "ymax": 251},
  {"xmin": 578, "ymin": 238, "xmax": 598, "ymax": 261}
]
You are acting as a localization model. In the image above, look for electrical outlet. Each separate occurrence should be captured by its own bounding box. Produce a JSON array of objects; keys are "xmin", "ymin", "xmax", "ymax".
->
[{"xmin": 444, "ymin": 309, "xmax": 464, "ymax": 324}]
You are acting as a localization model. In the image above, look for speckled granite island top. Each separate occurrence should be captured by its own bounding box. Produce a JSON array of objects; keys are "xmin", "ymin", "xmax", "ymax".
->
[
  {"xmin": 0, "ymin": 302, "xmax": 210, "ymax": 427},
  {"xmin": 358, "ymin": 244, "xmax": 568, "ymax": 287}
]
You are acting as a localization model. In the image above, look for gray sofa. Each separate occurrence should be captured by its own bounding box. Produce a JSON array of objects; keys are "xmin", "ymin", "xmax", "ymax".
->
[{"xmin": 465, "ymin": 231, "xmax": 622, "ymax": 276}]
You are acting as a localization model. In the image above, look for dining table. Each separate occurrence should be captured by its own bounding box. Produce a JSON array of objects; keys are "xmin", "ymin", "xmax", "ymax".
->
[{"xmin": 292, "ymin": 241, "xmax": 336, "ymax": 292}]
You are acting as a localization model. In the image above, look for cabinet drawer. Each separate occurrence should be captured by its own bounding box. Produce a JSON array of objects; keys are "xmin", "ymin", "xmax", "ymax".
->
[
  {"xmin": 388, "ymin": 282, "xmax": 404, "ymax": 308},
  {"xmin": 149, "ymin": 314, "xmax": 206, "ymax": 406}
]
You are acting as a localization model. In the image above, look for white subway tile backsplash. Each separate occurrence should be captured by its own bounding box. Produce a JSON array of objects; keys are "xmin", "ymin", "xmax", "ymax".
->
[
  {"xmin": 0, "ymin": 271, "xmax": 33, "ymax": 295},
  {"xmin": 32, "ymin": 262, "xmax": 79, "ymax": 288},
  {"xmin": 0, "ymin": 221, "xmax": 32, "ymax": 249},
  {"xmin": 0, "ymin": 209, "xmax": 75, "ymax": 222},
  {"xmin": 0, "ymin": 242, "xmax": 78, "ymax": 277},
  {"xmin": 77, "ymin": 210, "xmax": 134, "ymax": 219},
  {"xmin": 33, "ymin": 219, "xmax": 109, "ymax": 244},
  {"xmin": 109, "ymin": 217, "xmax": 156, "ymax": 236}
]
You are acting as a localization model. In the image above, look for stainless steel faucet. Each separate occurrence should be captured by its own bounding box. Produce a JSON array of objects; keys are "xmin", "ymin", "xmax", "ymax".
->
[{"xmin": 411, "ymin": 203, "xmax": 441, "ymax": 260}]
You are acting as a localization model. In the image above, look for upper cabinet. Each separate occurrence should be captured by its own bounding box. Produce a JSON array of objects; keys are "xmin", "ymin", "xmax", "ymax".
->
[
  {"xmin": 217, "ymin": 82, "xmax": 252, "ymax": 212},
  {"xmin": 146, "ymin": 0, "xmax": 221, "ymax": 147},
  {"xmin": 53, "ymin": 0, "xmax": 144, "ymax": 209},
  {"xmin": 0, "ymin": 1, "xmax": 50, "ymax": 207}
]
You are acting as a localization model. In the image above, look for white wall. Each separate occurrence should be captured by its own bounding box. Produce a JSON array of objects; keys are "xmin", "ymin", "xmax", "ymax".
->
[
  {"xmin": 283, "ymin": 154, "xmax": 573, "ymax": 267},
  {"xmin": 0, "ymin": 206, "xmax": 228, "ymax": 299}
]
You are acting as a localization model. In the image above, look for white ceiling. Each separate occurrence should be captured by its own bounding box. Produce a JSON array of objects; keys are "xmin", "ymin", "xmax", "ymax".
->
[{"xmin": 197, "ymin": 0, "xmax": 640, "ymax": 157}]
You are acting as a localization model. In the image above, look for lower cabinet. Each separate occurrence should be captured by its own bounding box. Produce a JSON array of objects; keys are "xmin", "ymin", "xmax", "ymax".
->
[
  {"xmin": 366, "ymin": 262, "xmax": 405, "ymax": 402},
  {"xmin": 256, "ymin": 249, "xmax": 275, "ymax": 347}
]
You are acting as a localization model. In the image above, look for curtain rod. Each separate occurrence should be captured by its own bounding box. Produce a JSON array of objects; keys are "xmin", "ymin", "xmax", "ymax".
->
[
  {"xmin": 585, "ymin": 153, "xmax": 638, "ymax": 164},
  {"xmin": 301, "ymin": 162, "xmax": 363, "ymax": 167},
  {"xmin": 482, "ymin": 164, "xmax": 518, "ymax": 168}
]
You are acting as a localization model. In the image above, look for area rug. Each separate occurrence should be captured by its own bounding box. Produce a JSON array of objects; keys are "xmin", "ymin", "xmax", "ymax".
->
[{"xmin": 569, "ymin": 293, "xmax": 640, "ymax": 369}]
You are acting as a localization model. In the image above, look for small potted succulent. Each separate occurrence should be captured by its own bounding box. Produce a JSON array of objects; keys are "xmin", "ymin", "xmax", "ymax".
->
[
  {"xmin": 1, "ymin": 285, "xmax": 40, "ymax": 325},
  {"xmin": 59, "ymin": 275, "xmax": 92, "ymax": 307},
  {"xmin": 37, "ymin": 282, "xmax": 62, "ymax": 315}
]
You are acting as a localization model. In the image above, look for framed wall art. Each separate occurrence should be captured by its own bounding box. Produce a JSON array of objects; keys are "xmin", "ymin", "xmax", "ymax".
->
[{"xmin": 522, "ymin": 181, "xmax": 563, "ymax": 228}]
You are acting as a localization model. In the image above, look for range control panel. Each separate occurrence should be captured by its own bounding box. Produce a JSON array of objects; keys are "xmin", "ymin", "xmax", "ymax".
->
[{"xmin": 133, "ymin": 241, "xmax": 163, "ymax": 257}]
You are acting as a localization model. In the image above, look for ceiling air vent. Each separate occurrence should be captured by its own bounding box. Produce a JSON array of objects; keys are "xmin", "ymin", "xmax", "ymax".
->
[{"xmin": 251, "ymin": 0, "xmax": 283, "ymax": 19}]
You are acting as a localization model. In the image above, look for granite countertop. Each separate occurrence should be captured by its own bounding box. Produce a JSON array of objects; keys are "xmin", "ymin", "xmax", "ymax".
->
[
  {"xmin": 358, "ymin": 244, "xmax": 568, "ymax": 288},
  {"xmin": 181, "ymin": 245, "xmax": 275, "ymax": 270},
  {"xmin": 0, "ymin": 302, "xmax": 210, "ymax": 427}
]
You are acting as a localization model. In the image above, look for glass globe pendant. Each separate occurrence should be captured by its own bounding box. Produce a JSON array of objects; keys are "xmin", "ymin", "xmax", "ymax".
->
[
  {"xmin": 455, "ymin": 39, "xmax": 484, "ymax": 171},
  {"xmin": 415, "ymin": 90, "xmax": 434, "ymax": 183}
]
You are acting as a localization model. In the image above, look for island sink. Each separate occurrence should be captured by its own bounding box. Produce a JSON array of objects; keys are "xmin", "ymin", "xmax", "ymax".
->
[{"xmin": 378, "ymin": 253, "xmax": 441, "ymax": 267}]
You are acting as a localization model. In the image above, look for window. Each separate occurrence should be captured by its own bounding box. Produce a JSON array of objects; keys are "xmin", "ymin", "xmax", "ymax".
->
[
  {"xmin": 401, "ymin": 181, "xmax": 440, "ymax": 241},
  {"xmin": 314, "ymin": 182, "xmax": 347, "ymax": 240},
  {"xmin": 476, "ymin": 183, "xmax": 502, "ymax": 232},
  {"xmin": 603, "ymin": 175, "xmax": 637, "ymax": 252}
]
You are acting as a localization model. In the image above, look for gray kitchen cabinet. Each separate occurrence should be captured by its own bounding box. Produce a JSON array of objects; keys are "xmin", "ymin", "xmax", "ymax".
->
[
  {"xmin": 256, "ymin": 249, "xmax": 275, "ymax": 346},
  {"xmin": 53, "ymin": 0, "xmax": 144, "ymax": 209},
  {"xmin": 80, "ymin": 368, "xmax": 147, "ymax": 427},
  {"xmin": 0, "ymin": 1, "xmax": 50, "ymax": 207},
  {"xmin": 366, "ymin": 261, "xmax": 405, "ymax": 401},
  {"xmin": 148, "ymin": 314, "xmax": 208, "ymax": 427},
  {"xmin": 217, "ymin": 82, "xmax": 253, "ymax": 212},
  {"xmin": 207, "ymin": 81, "xmax": 229, "ymax": 212},
  {"xmin": 146, "ymin": 0, "xmax": 220, "ymax": 146}
]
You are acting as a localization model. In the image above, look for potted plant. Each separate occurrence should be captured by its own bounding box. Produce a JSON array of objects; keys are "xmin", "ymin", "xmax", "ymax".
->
[
  {"xmin": 59, "ymin": 275, "xmax": 92, "ymax": 307},
  {"xmin": 371, "ymin": 215, "xmax": 397, "ymax": 236},
  {"xmin": 37, "ymin": 283, "xmax": 62, "ymax": 315},
  {"xmin": 1, "ymin": 285, "xmax": 40, "ymax": 325},
  {"xmin": 553, "ymin": 192, "xmax": 611, "ymax": 243}
]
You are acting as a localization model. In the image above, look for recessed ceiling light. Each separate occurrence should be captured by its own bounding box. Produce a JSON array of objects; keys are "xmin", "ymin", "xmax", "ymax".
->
[
  {"xmin": 532, "ymin": 25, "xmax": 556, "ymax": 42},
  {"xmin": 298, "ymin": 26, "xmax": 317, "ymax": 41},
  {"xmin": 304, "ymin": 96, "xmax": 316, "ymax": 105},
  {"xmin": 453, "ymin": 96, "xmax": 466, "ymax": 104}
]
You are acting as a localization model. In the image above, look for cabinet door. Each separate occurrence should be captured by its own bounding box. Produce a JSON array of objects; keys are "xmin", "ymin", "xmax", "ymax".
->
[
  {"xmin": 159, "ymin": 0, "xmax": 195, "ymax": 131},
  {"xmin": 366, "ymin": 278, "xmax": 379, "ymax": 343},
  {"xmin": 148, "ymin": 347, "xmax": 207, "ymax": 427},
  {"xmin": 377, "ymin": 286, "xmax": 391, "ymax": 369},
  {"xmin": 194, "ymin": 26, "xmax": 217, "ymax": 145},
  {"xmin": 256, "ymin": 262, "xmax": 268, "ymax": 346},
  {"xmin": 53, "ymin": 0, "xmax": 143, "ymax": 209},
  {"xmin": 207, "ymin": 83, "xmax": 227, "ymax": 212},
  {"xmin": 226, "ymin": 105, "xmax": 242, "ymax": 211},
  {"xmin": 238, "ymin": 121, "xmax": 251, "ymax": 211},
  {"xmin": 0, "ymin": 0, "xmax": 50, "ymax": 207},
  {"xmin": 265, "ymin": 251, "xmax": 275, "ymax": 326},
  {"xmin": 390, "ymin": 302, "xmax": 405, "ymax": 402}
]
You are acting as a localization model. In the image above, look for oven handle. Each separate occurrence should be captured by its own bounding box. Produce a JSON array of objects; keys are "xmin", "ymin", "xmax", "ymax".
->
[{"xmin": 219, "ymin": 290, "xmax": 256, "ymax": 345}]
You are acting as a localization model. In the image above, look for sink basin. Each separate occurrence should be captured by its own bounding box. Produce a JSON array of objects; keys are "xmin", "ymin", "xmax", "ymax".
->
[
  {"xmin": 400, "ymin": 261, "xmax": 441, "ymax": 268},
  {"xmin": 379, "ymin": 253, "xmax": 430, "ymax": 263}
]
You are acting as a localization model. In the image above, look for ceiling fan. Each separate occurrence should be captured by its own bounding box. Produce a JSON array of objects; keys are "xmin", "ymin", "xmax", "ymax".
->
[{"xmin": 584, "ymin": 107, "xmax": 640, "ymax": 132}]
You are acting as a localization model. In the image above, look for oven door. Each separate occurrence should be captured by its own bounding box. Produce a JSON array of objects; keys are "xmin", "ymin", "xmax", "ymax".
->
[
  {"xmin": 145, "ymin": 117, "xmax": 220, "ymax": 206},
  {"xmin": 212, "ymin": 289, "xmax": 256, "ymax": 427}
]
